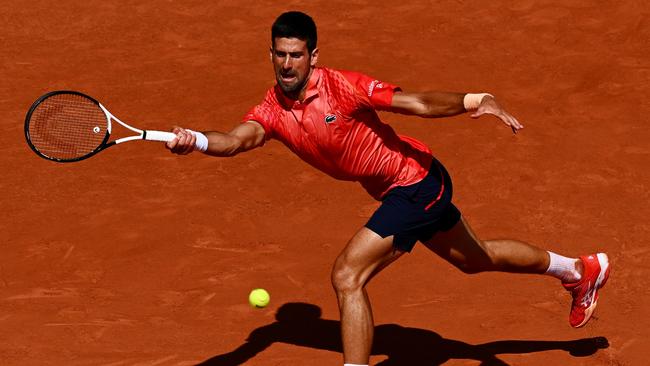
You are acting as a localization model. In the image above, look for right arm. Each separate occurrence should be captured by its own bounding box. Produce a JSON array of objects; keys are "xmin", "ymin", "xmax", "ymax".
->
[{"xmin": 166, "ymin": 120, "xmax": 266, "ymax": 157}]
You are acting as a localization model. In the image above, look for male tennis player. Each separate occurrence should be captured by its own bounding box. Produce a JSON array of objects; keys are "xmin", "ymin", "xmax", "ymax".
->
[{"xmin": 167, "ymin": 11, "xmax": 610, "ymax": 366}]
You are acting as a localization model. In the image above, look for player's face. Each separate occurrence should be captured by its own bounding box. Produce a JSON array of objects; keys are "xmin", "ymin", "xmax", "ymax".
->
[{"xmin": 271, "ymin": 37, "xmax": 319, "ymax": 99}]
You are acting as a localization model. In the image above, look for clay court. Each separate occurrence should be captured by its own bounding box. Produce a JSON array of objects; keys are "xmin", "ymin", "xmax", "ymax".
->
[{"xmin": 2, "ymin": 1, "xmax": 649, "ymax": 365}]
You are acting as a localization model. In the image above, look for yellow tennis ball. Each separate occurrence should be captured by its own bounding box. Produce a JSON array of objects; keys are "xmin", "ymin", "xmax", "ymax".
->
[{"xmin": 248, "ymin": 288, "xmax": 270, "ymax": 308}]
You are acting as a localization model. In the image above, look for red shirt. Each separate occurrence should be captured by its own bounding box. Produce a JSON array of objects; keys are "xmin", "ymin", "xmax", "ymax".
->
[{"xmin": 243, "ymin": 67, "xmax": 432, "ymax": 200}]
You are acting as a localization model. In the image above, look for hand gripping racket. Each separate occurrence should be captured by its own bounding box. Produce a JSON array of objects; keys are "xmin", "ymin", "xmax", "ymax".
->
[{"xmin": 24, "ymin": 90, "xmax": 201, "ymax": 162}]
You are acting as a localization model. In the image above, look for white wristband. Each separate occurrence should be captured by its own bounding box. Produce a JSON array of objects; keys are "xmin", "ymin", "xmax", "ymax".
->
[
  {"xmin": 188, "ymin": 130, "xmax": 208, "ymax": 152},
  {"xmin": 463, "ymin": 93, "xmax": 493, "ymax": 111}
]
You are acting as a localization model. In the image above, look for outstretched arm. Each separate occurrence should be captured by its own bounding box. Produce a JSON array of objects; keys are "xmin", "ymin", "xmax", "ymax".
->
[
  {"xmin": 390, "ymin": 91, "xmax": 524, "ymax": 133},
  {"xmin": 166, "ymin": 120, "xmax": 266, "ymax": 156}
]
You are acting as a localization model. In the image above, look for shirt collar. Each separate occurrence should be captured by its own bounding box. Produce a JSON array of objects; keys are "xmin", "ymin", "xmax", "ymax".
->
[{"xmin": 275, "ymin": 67, "xmax": 321, "ymax": 108}]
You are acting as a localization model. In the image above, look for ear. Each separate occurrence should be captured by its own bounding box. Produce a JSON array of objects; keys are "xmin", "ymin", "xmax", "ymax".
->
[
  {"xmin": 310, "ymin": 48, "xmax": 319, "ymax": 67},
  {"xmin": 269, "ymin": 47, "xmax": 273, "ymax": 62}
]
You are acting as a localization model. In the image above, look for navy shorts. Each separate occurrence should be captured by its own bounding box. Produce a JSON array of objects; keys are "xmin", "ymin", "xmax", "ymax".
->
[{"xmin": 365, "ymin": 158, "xmax": 461, "ymax": 252}]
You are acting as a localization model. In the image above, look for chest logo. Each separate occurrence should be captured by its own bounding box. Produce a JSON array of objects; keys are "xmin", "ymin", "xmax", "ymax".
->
[{"xmin": 324, "ymin": 114, "xmax": 337, "ymax": 124}]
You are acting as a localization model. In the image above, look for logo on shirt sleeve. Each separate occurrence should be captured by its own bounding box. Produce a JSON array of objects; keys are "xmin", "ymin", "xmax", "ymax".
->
[{"xmin": 367, "ymin": 80, "xmax": 384, "ymax": 97}]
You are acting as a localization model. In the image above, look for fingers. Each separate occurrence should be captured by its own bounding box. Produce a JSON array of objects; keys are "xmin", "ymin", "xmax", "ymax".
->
[
  {"xmin": 165, "ymin": 138, "xmax": 178, "ymax": 150},
  {"xmin": 501, "ymin": 112, "xmax": 524, "ymax": 134},
  {"xmin": 166, "ymin": 127, "xmax": 196, "ymax": 155},
  {"xmin": 472, "ymin": 105, "xmax": 524, "ymax": 134},
  {"xmin": 165, "ymin": 126, "xmax": 181, "ymax": 150}
]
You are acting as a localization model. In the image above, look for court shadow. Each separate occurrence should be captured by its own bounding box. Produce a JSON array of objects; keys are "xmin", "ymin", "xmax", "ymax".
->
[{"xmin": 197, "ymin": 302, "xmax": 608, "ymax": 366}]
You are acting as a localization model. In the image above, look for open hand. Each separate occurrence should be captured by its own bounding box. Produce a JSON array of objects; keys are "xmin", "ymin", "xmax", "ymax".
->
[{"xmin": 470, "ymin": 96, "xmax": 524, "ymax": 134}]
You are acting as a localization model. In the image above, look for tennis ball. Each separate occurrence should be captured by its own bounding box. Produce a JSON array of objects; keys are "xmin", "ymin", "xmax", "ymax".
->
[{"xmin": 248, "ymin": 288, "xmax": 270, "ymax": 308}]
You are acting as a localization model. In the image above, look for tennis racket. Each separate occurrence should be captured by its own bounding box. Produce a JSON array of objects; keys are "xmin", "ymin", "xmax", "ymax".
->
[{"xmin": 24, "ymin": 90, "xmax": 180, "ymax": 162}]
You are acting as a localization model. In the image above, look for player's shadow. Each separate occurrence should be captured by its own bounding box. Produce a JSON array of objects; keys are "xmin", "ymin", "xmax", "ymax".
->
[{"xmin": 197, "ymin": 302, "xmax": 608, "ymax": 366}]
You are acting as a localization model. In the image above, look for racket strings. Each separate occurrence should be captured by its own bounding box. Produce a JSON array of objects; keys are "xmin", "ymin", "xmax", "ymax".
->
[{"xmin": 27, "ymin": 93, "xmax": 108, "ymax": 160}]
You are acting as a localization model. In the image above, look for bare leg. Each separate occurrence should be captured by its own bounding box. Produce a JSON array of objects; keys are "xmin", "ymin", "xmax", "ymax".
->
[
  {"xmin": 331, "ymin": 227, "xmax": 404, "ymax": 364},
  {"xmin": 423, "ymin": 215, "xmax": 612, "ymax": 328},
  {"xmin": 423, "ymin": 216, "xmax": 578, "ymax": 275}
]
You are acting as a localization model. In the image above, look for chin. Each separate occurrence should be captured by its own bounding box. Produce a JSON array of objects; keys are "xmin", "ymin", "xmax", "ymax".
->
[{"xmin": 278, "ymin": 81, "xmax": 300, "ymax": 94}]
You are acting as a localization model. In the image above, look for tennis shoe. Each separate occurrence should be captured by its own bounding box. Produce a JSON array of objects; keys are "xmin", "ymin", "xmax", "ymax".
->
[{"xmin": 563, "ymin": 253, "xmax": 610, "ymax": 328}]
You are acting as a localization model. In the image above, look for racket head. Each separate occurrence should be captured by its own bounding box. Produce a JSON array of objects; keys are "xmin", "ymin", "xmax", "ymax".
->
[{"xmin": 24, "ymin": 90, "xmax": 111, "ymax": 162}]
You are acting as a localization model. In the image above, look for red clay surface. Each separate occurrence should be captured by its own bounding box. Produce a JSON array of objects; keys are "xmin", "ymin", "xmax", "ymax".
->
[{"xmin": 2, "ymin": 1, "xmax": 649, "ymax": 365}]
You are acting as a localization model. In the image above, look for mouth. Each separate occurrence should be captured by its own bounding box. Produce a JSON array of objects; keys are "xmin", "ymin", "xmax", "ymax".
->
[{"xmin": 280, "ymin": 73, "xmax": 297, "ymax": 84}]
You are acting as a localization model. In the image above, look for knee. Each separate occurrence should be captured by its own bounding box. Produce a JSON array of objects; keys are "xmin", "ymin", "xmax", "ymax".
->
[{"xmin": 331, "ymin": 261, "xmax": 363, "ymax": 294}]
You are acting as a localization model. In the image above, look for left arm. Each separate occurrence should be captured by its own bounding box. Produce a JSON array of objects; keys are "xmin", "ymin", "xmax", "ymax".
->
[
  {"xmin": 389, "ymin": 91, "xmax": 466, "ymax": 117},
  {"xmin": 389, "ymin": 91, "xmax": 524, "ymax": 133}
]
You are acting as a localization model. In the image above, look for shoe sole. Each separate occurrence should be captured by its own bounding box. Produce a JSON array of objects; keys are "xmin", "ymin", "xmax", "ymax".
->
[{"xmin": 574, "ymin": 253, "xmax": 610, "ymax": 328}]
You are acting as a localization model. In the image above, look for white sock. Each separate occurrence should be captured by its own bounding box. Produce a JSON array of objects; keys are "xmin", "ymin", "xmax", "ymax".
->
[{"xmin": 545, "ymin": 251, "xmax": 582, "ymax": 283}]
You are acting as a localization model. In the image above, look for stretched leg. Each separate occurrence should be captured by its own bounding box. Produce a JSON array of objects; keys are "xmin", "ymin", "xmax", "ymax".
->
[
  {"xmin": 423, "ymin": 215, "xmax": 575, "ymax": 275},
  {"xmin": 424, "ymin": 215, "xmax": 610, "ymax": 328},
  {"xmin": 331, "ymin": 227, "xmax": 404, "ymax": 365}
]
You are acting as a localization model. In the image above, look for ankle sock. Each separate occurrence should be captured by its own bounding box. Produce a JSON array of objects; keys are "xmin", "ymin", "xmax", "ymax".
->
[{"xmin": 545, "ymin": 251, "xmax": 582, "ymax": 283}]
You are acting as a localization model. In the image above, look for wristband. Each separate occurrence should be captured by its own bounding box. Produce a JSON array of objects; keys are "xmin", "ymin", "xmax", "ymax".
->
[
  {"xmin": 463, "ymin": 93, "xmax": 493, "ymax": 111},
  {"xmin": 188, "ymin": 130, "xmax": 208, "ymax": 152}
]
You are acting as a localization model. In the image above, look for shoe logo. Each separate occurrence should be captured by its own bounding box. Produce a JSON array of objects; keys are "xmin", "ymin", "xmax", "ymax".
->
[
  {"xmin": 324, "ymin": 114, "xmax": 337, "ymax": 123},
  {"xmin": 580, "ymin": 281, "xmax": 596, "ymax": 307}
]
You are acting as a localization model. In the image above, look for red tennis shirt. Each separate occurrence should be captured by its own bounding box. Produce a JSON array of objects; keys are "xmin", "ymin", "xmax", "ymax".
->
[{"xmin": 243, "ymin": 67, "xmax": 433, "ymax": 200}]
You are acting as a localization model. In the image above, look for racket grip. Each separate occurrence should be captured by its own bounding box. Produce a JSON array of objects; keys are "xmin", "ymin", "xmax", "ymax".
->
[
  {"xmin": 145, "ymin": 130, "xmax": 177, "ymax": 142},
  {"xmin": 145, "ymin": 129, "xmax": 208, "ymax": 153}
]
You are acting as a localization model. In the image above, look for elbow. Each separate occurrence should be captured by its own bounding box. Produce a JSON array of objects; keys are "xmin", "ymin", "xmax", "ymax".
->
[
  {"xmin": 408, "ymin": 98, "xmax": 432, "ymax": 117},
  {"xmin": 420, "ymin": 105, "xmax": 440, "ymax": 118},
  {"xmin": 416, "ymin": 97, "xmax": 443, "ymax": 118}
]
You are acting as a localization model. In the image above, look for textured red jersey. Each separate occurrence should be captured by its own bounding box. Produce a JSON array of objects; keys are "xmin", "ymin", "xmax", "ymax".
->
[{"xmin": 243, "ymin": 67, "xmax": 433, "ymax": 200}]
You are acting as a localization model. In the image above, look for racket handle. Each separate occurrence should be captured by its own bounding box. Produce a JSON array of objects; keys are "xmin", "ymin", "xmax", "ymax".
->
[
  {"xmin": 144, "ymin": 129, "xmax": 208, "ymax": 152},
  {"xmin": 145, "ymin": 130, "xmax": 177, "ymax": 142}
]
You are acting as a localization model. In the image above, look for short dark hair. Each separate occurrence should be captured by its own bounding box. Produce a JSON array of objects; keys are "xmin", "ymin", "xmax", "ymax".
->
[{"xmin": 271, "ymin": 11, "xmax": 317, "ymax": 52}]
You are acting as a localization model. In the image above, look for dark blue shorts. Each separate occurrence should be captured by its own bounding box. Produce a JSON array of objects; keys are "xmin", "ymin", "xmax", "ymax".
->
[{"xmin": 365, "ymin": 158, "xmax": 461, "ymax": 252}]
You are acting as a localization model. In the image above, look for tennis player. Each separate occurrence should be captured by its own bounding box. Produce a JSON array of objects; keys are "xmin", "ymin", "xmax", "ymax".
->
[{"xmin": 167, "ymin": 11, "xmax": 610, "ymax": 366}]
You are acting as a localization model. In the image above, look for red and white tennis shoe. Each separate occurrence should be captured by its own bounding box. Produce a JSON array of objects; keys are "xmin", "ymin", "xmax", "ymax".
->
[{"xmin": 563, "ymin": 253, "xmax": 610, "ymax": 328}]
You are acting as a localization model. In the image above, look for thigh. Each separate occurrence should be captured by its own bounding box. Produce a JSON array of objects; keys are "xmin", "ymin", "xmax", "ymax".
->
[
  {"xmin": 333, "ymin": 227, "xmax": 405, "ymax": 285},
  {"xmin": 422, "ymin": 216, "xmax": 492, "ymax": 269}
]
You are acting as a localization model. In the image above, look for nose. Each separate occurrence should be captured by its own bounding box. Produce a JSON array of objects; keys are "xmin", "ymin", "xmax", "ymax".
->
[{"xmin": 282, "ymin": 56, "xmax": 292, "ymax": 70}]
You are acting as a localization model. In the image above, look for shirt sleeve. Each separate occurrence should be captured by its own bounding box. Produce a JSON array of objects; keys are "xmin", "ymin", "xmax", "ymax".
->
[
  {"xmin": 242, "ymin": 102, "xmax": 274, "ymax": 140},
  {"xmin": 339, "ymin": 70, "xmax": 401, "ymax": 111}
]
